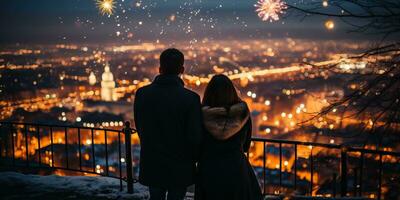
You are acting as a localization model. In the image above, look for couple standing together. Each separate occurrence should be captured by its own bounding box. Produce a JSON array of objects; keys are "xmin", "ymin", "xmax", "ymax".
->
[{"xmin": 134, "ymin": 48, "xmax": 262, "ymax": 200}]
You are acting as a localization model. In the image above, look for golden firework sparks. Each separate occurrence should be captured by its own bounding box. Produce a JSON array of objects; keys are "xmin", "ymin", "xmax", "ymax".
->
[
  {"xmin": 96, "ymin": 0, "xmax": 116, "ymax": 15},
  {"xmin": 255, "ymin": 0, "xmax": 287, "ymax": 22}
]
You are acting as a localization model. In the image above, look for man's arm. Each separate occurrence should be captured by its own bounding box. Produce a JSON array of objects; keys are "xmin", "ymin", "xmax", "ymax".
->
[
  {"xmin": 186, "ymin": 94, "xmax": 204, "ymax": 160},
  {"xmin": 133, "ymin": 89, "xmax": 142, "ymax": 138}
]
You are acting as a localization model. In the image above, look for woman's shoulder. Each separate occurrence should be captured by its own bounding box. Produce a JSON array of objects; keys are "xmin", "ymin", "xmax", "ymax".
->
[
  {"xmin": 201, "ymin": 101, "xmax": 250, "ymax": 140},
  {"xmin": 229, "ymin": 101, "xmax": 249, "ymax": 115}
]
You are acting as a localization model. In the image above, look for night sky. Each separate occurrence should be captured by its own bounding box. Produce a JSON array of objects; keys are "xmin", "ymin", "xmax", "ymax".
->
[{"xmin": 0, "ymin": 0, "xmax": 387, "ymax": 44}]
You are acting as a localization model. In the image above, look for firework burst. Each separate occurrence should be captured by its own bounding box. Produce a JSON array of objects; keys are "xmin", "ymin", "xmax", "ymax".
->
[
  {"xmin": 255, "ymin": 0, "xmax": 287, "ymax": 22},
  {"xmin": 96, "ymin": 0, "xmax": 116, "ymax": 15}
]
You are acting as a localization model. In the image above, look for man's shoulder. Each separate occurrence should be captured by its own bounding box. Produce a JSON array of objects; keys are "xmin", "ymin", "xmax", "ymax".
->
[
  {"xmin": 136, "ymin": 84, "xmax": 152, "ymax": 94},
  {"xmin": 136, "ymin": 83, "xmax": 199, "ymax": 100},
  {"xmin": 182, "ymin": 88, "xmax": 200, "ymax": 100}
]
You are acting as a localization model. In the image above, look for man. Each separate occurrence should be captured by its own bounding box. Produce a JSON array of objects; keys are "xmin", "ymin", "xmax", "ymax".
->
[{"xmin": 134, "ymin": 48, "xmax": 203, "ymax": 200}]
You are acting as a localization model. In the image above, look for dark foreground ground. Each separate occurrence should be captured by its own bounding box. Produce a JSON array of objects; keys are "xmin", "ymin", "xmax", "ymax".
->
[
  {"xmin": 0, "ymin": 171, "xmax": 372, "ymax": 200},
  {"xmin": 0, "ymin": 171, "xmax": 149, "ymax": 200}
]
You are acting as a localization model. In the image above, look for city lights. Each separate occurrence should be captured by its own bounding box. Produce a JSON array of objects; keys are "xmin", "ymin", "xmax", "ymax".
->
[{"xmin": 283, "ymin": 160, "xmax": 289, "ymax": 166}]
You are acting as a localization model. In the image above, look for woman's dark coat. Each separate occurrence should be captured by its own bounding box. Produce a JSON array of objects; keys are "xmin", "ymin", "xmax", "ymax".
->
[{"xmin": 196, "ymin": 102, "xmax": 263, "ymax": 200}]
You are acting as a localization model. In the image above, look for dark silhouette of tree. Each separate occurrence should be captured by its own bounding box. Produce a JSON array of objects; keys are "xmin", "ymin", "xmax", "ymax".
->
[
  {"xmin": 287, "ymin": 0, "xmax": 400, "ymax": 149},
  {"xmin": 288, "ymin": 0, "xmax": 400, "ymax": 36}
]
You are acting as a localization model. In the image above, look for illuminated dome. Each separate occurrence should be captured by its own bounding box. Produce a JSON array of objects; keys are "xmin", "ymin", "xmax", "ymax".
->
[
  {"xmin": 89, "ymin": 72, "xmax": 97, "ymax": 86},
  {"xmin": 102, "ymin": 65, "xmax": 114, "ymax": 82},
  {"xmin": 101, "ymin": 64, "xmax": 117, "ymax": 101}
]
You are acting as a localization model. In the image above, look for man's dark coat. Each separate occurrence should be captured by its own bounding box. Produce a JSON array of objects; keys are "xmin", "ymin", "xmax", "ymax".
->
[{"xmin": 134, "ymin": 74, "xmax": 203, "ymax": 188}]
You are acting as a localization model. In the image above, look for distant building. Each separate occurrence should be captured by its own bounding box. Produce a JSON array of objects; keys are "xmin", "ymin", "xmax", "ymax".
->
[
  {"xmin": 82, "ymin": 99, "xmax": 133, "ymax": 122},
  {"xmin": 101, "ymin": 64, "xmax": 117, "ymax": 101},
  {"xmin": 89, "ymin": 72, "xmax": 97, "ymax": 86}
]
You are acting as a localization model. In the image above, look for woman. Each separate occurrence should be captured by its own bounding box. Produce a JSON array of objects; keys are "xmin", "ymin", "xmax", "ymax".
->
[{"xmin": 196, "ymin": 74, "xmax": 262, "ymax": 200}]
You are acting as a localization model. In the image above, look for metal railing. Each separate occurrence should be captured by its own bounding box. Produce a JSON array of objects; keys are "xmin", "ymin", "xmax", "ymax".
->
[
  {"xmin": 0, "ymin": 121, "xmax": 136, "ymax": 193},
  {"xmin": 250, "ymin": 138, "xmax": 400, "ymax": 199},
  {"xmin": 0, "ymin": 121, "xmax": 399, "ymax": 199}
]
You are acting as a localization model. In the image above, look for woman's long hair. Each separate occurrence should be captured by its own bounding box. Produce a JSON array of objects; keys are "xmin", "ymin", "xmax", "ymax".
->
[{"xmin": 202, "ymin": 74, "xmax": 241, "ymax": 108}]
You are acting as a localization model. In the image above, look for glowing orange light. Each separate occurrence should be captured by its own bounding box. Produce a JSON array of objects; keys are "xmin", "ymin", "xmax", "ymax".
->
[{"xmin": 325, "ymin": 20, "xmax": 335, "ymax": 30}]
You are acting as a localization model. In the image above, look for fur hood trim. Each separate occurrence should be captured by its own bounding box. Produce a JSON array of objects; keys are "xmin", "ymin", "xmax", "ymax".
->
[{"xmin": 202, "ymin": 102, "xmax": 250, "ymax": 140}]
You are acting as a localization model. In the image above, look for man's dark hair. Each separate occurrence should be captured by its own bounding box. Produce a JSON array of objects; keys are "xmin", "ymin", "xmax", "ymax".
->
[{"xmin": 159, "ymin": 48, "xmax": 184, "ymax": 75}]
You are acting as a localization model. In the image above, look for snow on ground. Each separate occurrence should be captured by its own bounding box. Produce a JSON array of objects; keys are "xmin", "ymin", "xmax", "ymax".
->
[
  {"xmin": 0, "ymin": 172, "xmax": 366, "ymax": 200},
  {"xmin": 0, "ymin": 171, "xmax": 199, "ymax": 200},
  {"xmin": 0, "ymin": 171, "xmax": 149, "ymax": 200}
]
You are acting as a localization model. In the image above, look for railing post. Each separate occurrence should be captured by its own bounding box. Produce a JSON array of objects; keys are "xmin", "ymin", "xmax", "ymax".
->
[
  {"xmin": 310, "ymin": 146, "xmax": 314, "ymax": 196},
  {"xmin": 279, "ymin": 143, "xmax": 282, "ymax": 193},
  {"xmin": 3, "ymin": 126, "xmax": 7, "ymax": 159},
  {"xmin": 378, "ymin": 153, "xmax": 383, "ymax": 200},
  {"xmin": 353, "ymin": 168, "xmax": 358, "ymax": 197},
  {"xmin": 333, "ymin": 173, "xmax": 337, "ymax": 197},
  {"xmin": 11, "ymin": 124, "xmax": 15, "ymax": 167},
  {"xmin": 123, "ymin": 121, "xmax": 134, "ymax": 194},
  {"xmin": 24, "ymin": 125, "xmax": 29, "ymax": 167},
  {"xmin": 262, "ymin": 141, "xmax": 266, "ymax": 195},
  {"xmin": 37, "ymin": 126, "xmax": 41, "ymax": 166},
  {"xmin": 50, "ymin": 127, "xmax": 54, "ymax": 167},
  {"xmin": 358, "ymin": 152, "xmax": 364, "ymax": 196},
  {"xmin": 341, "ymin": 147, "xmax": 348, "ymax": 197},
  {"xmin": 294, "ymin": 144, "xmax": 297, "ymax": 191},
  {"xmin": 0, "ymin": 127, "xmax": 2, "ymax": 160}
]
